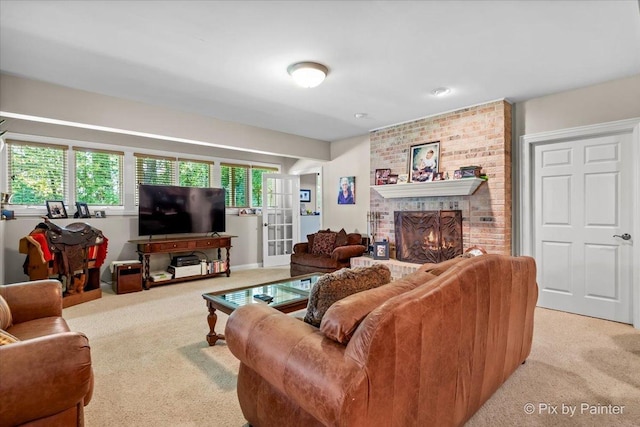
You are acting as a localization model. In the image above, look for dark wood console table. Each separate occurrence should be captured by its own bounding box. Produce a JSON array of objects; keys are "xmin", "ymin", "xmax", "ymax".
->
[{"xmin": 129, "ymin": 235, "xmax": 235, "ymax": 289}]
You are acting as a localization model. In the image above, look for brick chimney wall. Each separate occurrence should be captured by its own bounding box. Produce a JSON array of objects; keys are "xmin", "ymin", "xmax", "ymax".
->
[{"xmin": 369, "ymin": 100, "xmax": 512, "ymax": 255}]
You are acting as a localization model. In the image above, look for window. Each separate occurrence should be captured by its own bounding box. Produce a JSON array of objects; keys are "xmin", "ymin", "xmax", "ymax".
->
[
  {"xmin": 7, "ymin": 140, "xmax": 67, "ymax": 205},
  {"xmin": 178, "ymin": 159, "xmax": 212, "ymax": 187},
  {"xmin": 251, "ymin": 166, "xmax": 277, "ymax": 207},
  {"xmin": 221, "ymin": 163, "xmax": 248, "ymax": 207},
  {"xmin": 134, "ymin": 153, "xmax": 176, "ymax": 204},
  {"xmin": 221, "ymin": 163, "xmax": 278, "ymax": 208},
  {"xmin": 75, "ymin": 148, "xmax": 124, "ymax": 206}
]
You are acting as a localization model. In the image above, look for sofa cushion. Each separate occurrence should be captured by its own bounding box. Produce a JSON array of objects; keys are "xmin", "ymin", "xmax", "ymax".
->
[
  {"xmin": 334, "ymin": 228, "xmax": 348, "ymax": 247},
  {"xmin": 320, "ymin": 269, "xmax": 439, "ymax": 344},
  {"xmin": 311, "ymin": 232, "xmax": 337, "ymax": 255},
  {"xmin": 0, "ymin": 295, "xmax": 12, "ymax": 330},
  {"xmin": 304, "ymin": 264, "xmax": 391, "ymax": 327},
  {"xmin": 0, "ymin": 328, "xmax": 19, "ymax": 346}
]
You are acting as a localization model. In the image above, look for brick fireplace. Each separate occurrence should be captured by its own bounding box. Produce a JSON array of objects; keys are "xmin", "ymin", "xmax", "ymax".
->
[{"xmin": 370, "ymin": 100, "xmax": 512, "ymax": 255}]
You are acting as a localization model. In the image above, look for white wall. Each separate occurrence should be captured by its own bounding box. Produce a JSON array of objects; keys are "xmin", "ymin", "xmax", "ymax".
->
[
  {"xmin": 0, "ymin": 73, "xmax": 331, "ymax": 161},
  {"xmin": 322, "ymin": 134, "xmax": 370, "ymax": 235},
  {"xmin": 514, "ymin": 74, "xmax": 640, "ymax": 137}
]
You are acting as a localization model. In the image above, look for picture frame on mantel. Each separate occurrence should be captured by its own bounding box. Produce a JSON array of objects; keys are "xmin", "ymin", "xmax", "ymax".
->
[{"xmin": 409, "ymin": 141, "xmax": 440, "ymax": 183}]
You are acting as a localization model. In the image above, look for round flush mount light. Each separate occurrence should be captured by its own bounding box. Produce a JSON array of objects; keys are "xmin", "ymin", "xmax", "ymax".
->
[
  {"xmin": 287, "ymin": 62, "xmax": 328, "ymax": 88},
  {"xmin": 431, "ymin": 87, "xmax": 452, "ymax": 97}
]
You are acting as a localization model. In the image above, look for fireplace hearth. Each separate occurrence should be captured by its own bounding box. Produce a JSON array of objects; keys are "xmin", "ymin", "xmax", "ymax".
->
[{"xmin": 394, "ymin": 210, "xmax": 462, "ymax": 264}]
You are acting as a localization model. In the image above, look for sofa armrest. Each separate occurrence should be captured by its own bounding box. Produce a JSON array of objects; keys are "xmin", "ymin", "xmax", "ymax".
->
[
  {"xmin": 226, "ymin": 304, "xmax": 367, "ymax": 426},
  {"xmin": 331, "ymin": 244, "xmax": 366, "ymax": 261},
  {"xmin": 0, "ymin": 332, "xmax": 93, "ymax": 426},
  {"xmin": 293, "ymin": 242, "xmax": 309, "ymax": 254},
  {"xmin": 0, "ymin": 280, "xmax": 63, "ymax": 324}
]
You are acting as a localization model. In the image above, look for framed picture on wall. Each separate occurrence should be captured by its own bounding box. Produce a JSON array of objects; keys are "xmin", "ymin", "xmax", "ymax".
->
[
  {"xmin": 338, "ymin": 176, "xmax": 355, "ymax": 205},
  {"xmin": 300, "ymin": 189, "xmax": 311, "ymax": 203},
  {"xmin": 409, "ymin": 141, "xmax": 440, "ymax": 183}
]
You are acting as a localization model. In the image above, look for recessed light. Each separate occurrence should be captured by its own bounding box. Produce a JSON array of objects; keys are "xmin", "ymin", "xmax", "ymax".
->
[
  {"xmin": 431, "ymin": 87, "xmax": 451, "ymax": 97},
  {"xmin": 354, "ymin": 113, "xmax": 368, "ymax": 119}
]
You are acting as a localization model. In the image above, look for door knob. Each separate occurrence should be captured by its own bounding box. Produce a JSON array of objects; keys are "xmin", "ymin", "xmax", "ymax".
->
[
  {"xmin": 263, "ymin": 223, "xmax": 268, "ymax": 227},
  {"xmin": 613, "ymin": 233, "xmax": 631, "ymax": 240}
]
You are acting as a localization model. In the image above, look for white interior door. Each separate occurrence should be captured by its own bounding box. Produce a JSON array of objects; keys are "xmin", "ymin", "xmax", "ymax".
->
[
  {"xmin": 534, "ymin": 133, "xmax": 633, "ymax": 323},
  {"xmin": 262, "ymin": 174, "xmax": 299, "ymax": 267}
]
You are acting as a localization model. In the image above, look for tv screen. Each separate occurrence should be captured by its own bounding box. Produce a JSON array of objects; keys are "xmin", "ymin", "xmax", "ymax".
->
[{"xmin": 138, "ymin": 184, "xmax": 226, "ymax": 236}]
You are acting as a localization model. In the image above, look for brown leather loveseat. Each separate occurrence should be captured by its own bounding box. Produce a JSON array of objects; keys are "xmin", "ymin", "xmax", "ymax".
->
[
  {"xmin": 226, "ymin": 255, "xmax": 538, "ymax": 427},
  {"xmin": 0, "ymin": 279, "xmax": 94, "ymax": 426},
  {"xmin": 290, "ymin": 228, "xmax": 366, "ymax": 276}
]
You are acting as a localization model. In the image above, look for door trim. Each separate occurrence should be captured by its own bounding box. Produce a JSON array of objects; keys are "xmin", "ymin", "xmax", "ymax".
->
[{"xmin": 519, "ymin": 118, "xmax": 640, "ymax": 328}]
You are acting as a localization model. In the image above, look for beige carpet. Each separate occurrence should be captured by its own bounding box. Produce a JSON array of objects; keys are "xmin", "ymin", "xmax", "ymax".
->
[{"xmin": 64, "ymin": 269, "xmax": 640, "ymax": 426}]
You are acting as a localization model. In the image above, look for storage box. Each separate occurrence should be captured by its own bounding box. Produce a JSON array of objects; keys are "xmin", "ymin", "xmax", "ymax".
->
[
  {"xmin": 112, "ymin": 262, "xmax": 143, "ymax": 294},
  {"xmin": 167, "ymin": 264, "xmax": 203, "ymax": 279}
]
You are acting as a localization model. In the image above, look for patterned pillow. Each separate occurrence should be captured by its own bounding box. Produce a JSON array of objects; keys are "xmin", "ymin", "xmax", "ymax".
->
[
  {"xmin": 311, "ymin": 232, "xmax": 337, "ymax": 255},
  {"xmin": 0, "ymin": 329, "xmax": 19, "ymax": 346},
  {"xmin": 0, "ymin": 294, "xmax": 12, "ymax": 330},
  {"xmin": 304, "ymin": 264, "xmax": 391, "ymax": 327}
]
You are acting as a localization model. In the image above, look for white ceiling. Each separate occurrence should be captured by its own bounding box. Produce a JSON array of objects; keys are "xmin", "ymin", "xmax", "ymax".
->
[{"xmin": 1, "ymin": 0, "xmax": 639, "ymax": 142}]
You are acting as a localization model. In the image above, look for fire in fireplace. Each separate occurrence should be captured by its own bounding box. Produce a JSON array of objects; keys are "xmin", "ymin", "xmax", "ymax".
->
[{"xmin": 394, "ymin": 210, "xmax": 462, "ymax": 264}]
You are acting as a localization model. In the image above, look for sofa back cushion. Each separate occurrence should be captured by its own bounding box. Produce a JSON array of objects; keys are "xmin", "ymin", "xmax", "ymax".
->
[
  {"xmin": 321, "ymin": 269, "xmax": 439, "ymax": 343},
  {"xmin": 304, "ymin": 264, "xmax": 391, "ymax": 327},
  {"xmin": 319, "ymin": 257, "xmax": 468, "ymax": 344}
]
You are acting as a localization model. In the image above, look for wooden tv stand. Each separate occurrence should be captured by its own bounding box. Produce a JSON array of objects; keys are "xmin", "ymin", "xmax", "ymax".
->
[{"xmin": 130, "ymin": 235, "xmax": 235, "ymax": 289}]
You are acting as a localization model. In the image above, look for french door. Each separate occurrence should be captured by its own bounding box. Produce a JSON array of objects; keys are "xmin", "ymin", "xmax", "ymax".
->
[{"xmin": 261, "ymin": 174, "xmax": 299, "ymax": 267}]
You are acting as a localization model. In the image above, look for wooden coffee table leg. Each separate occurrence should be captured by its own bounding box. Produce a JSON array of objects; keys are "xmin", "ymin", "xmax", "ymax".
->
[{"xmin": 206, "ymin": 301, "xmax": 226, "ymax": 346}]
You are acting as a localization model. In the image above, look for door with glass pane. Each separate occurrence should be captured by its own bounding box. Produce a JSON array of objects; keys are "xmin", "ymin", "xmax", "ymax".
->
[{"xmin": 262, "ymin": 174, "xmax": 299, "ymax": 267}]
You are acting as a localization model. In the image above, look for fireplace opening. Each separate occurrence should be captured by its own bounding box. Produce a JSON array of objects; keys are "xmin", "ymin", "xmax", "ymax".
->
[{"xmin": 394, "ymin": 210, "xmax": 462, "ymax": 264}]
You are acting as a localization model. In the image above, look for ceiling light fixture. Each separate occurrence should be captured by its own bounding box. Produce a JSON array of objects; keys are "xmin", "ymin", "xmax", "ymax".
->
[
  {"xmin": 287, "ymin": 62, "xmax": 328, "ymax": 88},
  {"xmin": 354, "ymin": 113, "xmax": 368, "ymax": 119},
  {"xmin": 431, "ymin": 87, "xmax": 452, "ymax": 97}
]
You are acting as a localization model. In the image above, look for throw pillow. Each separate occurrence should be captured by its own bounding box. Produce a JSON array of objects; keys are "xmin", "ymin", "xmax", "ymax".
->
[
  {"xmin": 334, "ymin": 228, "xmax": 348, "ymax": 248},
  {"xmin": 0, "ymin": 329, "xmax": 19, "ymax": 346},
  {"xmin": 311, "ymin": 232, "xmax": 337, "ymax": 256},
  {"xmin": 0, "ymin": 294, "xmax": 12, "ymax": 330},
  {"xmin": 304, "ymin": 264, "xmax": 391, "ymax": 327}
]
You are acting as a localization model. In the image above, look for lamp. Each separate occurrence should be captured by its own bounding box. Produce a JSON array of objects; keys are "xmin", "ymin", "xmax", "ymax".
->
[{"xmin": 287, "ymin": 62, "xmax": 328, "ymax": 88}]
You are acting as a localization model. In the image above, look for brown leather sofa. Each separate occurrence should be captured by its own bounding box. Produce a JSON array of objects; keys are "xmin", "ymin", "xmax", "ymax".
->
[
  {"xmin": 226, "ymin": 255, "xmax": 538, "ymax": 427},
  {"xmin": 290, "ymin": 229, "xmax": 366, "ymax": 276},
  {"xmin": 0, "ymin": 280, "xmax": 94, "ymax": 426}
]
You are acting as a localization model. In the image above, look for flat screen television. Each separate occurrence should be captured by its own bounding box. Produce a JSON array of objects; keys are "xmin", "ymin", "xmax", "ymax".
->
[{"xmin": 138, "ymin": 184, "xmax": 226, "ymax": 236}]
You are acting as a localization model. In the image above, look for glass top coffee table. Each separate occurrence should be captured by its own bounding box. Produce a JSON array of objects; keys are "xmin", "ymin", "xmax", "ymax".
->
[{"xmin": 202, "ymin": 273, "xmax": 321, "ymax": 345}]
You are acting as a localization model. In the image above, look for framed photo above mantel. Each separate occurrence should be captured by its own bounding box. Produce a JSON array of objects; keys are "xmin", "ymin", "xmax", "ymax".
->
[
  {"xmin": 375, "ymin": 168, "xmax": 391, "ymax": 185},
  {"xmin": 46, "ymin": 200, "xmax": 68, "ymax": 219},
  {"xmin": 409, "ymin": 141, "xmax": 440, "ymax": 183}
]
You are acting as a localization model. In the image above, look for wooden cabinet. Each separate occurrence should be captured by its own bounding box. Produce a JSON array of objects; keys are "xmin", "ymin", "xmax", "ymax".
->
[
  {"xmin": 129, "ymin": 235, "xmax": 235, "ymax": 289},
  {"xmin": 112, "ymin": 263, "xmax": 143, "ymax": 294}
]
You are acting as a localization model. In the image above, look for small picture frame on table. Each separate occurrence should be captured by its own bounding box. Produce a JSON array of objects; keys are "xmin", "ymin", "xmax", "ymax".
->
[
  {"xmin": 299, "ymin": 189, "xmax": 311, "ymax": 203},
  {"xmin": 95, "ymin": 210, "xmax": 107, "ymax": 218},
  {"xmin": 46, "ymin": 200, "xmax": 68, "ymax": 219},
  {"xmin": 373, "ymin": 241, "xmax": 390, "ymax": 260},
  {"xmin": 75, "ymin": 202, "xmax": 91, "ymax": 218}
]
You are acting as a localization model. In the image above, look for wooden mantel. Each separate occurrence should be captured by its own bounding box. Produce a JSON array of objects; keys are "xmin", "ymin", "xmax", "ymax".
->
[{"xmin": 371, "ymin": 178, "xmax": 484, "ymax": 198}]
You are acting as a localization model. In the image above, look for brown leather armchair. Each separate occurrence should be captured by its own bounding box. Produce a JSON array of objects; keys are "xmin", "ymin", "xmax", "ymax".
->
[
  {"xmin": 0, "ymin": 280, "xmax": 94, "ymax": 426},
  {"xmin": 227, "ymin": 255, "xmax": 538, "ymax": 427},
  {"xmin": 290, "ymin": 229, "xmax": 366, "ymax": 276}
]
